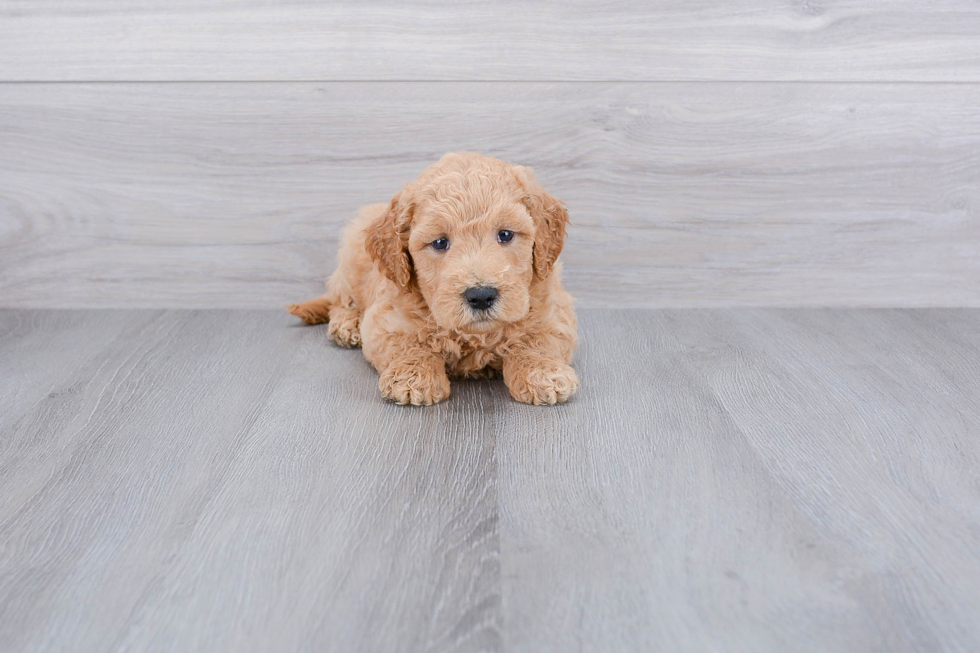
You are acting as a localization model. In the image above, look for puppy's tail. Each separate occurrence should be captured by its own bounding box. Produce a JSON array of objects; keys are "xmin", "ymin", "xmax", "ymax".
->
[{"xmin": 287, "ymin": 293, "xmax": 334, "ymax": 325}]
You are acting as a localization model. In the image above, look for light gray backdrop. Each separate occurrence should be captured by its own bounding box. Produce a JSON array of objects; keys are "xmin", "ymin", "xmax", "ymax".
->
[{"xmin": 1, "ymin": 1, "xmax": 978, "ymax": 308}]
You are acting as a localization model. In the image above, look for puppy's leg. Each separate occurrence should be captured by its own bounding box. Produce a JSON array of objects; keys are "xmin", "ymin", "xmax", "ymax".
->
[
  {"xmin": 287, "ymin": 293, "xmax": 333, "ymax": 325},
  {"xmin": 379, "ymin": 350, "xmax": 451, "ymax": 406},
  {"xmin": 503, "ymin": 334, "xmax": 579, "ymax": 406},
  {"xmin": 361, "ymin": 306, "xmax": 450, "ymax": 406},
  {"xmin": 326, "ymin": 306, "xmax": 361, "ymax": 348}
]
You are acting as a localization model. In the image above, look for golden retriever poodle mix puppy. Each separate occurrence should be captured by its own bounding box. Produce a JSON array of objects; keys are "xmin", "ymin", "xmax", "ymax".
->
[{"xmin": 288, "ymin": 152, "xmax": 578, "ymax": 406}]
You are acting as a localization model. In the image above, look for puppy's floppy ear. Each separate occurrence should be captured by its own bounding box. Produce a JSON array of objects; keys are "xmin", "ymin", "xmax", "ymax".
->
[
  {"xmin": 512, "ymin": 165, "xmax": 569, "ymax": 279},
  {"xmin": 365, "ymin": 188, "xmax": 414, "ymax": 288}
]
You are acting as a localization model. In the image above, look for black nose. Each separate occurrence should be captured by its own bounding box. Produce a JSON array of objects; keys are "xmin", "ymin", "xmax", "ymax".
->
[{"xmin": 463, "ymin": 286, "xmax": 498, "ymax": 311}]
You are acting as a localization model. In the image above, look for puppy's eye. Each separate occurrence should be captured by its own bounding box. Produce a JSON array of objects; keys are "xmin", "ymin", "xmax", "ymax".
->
[
  {"xmin": 497, "ymin": 230, "xmax": 514, "ymax": 243},
  {"xmin": 431, "ymin": 237, "xmax": 450, "ymax": 251}
]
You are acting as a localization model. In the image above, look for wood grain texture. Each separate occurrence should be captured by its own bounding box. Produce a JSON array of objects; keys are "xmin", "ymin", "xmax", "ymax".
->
[
  {"xmin": 1, "ymin": 308, "xmax": 979, "ymax": 651},
  {"xmin": 2, "ymin": 1, "xmax": 980, "ymax": 82},
  {"xmin": 499, "ymin": 308, "xmax": 980, "ymax": 651},
  {"xmin": 0, "ymin": 310, "xmax": 501, "ymax": 652},
  {"xmin": 2, "ymin": 82, "xmax": 978, "ymax": 309}
]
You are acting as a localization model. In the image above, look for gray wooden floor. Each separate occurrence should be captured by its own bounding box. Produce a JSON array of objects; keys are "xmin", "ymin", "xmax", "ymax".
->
[{"xmin": 1, "ymin": 309, "xmax": 979, "ymax": 652}]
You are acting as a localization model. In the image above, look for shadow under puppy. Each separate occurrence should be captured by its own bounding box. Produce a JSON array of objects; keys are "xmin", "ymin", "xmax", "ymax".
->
[{"xmin": 288, "ymin": 152, "xmax": 578, "ymax": 406}]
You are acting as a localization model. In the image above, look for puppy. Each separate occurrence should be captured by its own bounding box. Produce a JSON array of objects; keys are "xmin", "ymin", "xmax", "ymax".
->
[{"xmin": 288, "ymin": 152, "xmax": 578, "ymax": 406}]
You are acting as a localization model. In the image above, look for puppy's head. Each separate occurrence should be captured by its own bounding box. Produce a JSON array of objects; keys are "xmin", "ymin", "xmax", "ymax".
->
[{"xmin": 366, "ymin": 152, "xmax": 568, "ymax": 333}]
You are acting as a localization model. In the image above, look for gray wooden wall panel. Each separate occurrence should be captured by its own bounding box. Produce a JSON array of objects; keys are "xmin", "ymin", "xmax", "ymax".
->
[
  {"xmin": 1, "ymin": 82, "xmax": 978, "ymax": 309},
  {"xmin": 2, "ymin": 1, "xmax": 980, "ymax": 81}
]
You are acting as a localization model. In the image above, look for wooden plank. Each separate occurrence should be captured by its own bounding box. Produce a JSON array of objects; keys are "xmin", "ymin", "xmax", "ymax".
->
[
  {"xmin": 2, "ymin": 308, "xmax": 979, "ymax": 649},
  {"xmin": 0, "ymin": 309, "xmax": 501, "ymax": 652},
  {"xmin": 499, "ymin": 308, "xmax": 980, "ymax": 651},
  {"xmin": 1, "ymin": 82, "xmax": 978, "ymax": 309},
  {"xmin": 0, "ymin": 310, "xmax": 149, "ymax": 434},
  {"xmin": 2, "ymin": 1, "xmax": 980, "ymax": 81}
]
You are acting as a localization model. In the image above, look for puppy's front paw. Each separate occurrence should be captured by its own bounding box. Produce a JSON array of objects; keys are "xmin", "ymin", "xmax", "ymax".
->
[
  {"xmin": 506, "ymin": 362, "xmax": 579, "ymax": 405},
  {"xmin": 327, "ymin": 308, "xmax": 361, "ymax": 348},
  {"xmin": 380, "ymin": 360, "xmax": 451, "ymax": 406}
]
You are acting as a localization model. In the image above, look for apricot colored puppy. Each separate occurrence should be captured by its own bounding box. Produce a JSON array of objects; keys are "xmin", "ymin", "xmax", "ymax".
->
[{"xmin": 288, "ymin": 152, "xmax": 578, "ymax": 406}]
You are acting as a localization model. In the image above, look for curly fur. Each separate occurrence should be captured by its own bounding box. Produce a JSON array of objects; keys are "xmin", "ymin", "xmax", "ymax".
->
[{"xmin": 288, "ymin": 152, "xmax": 578, "ymax": 405}]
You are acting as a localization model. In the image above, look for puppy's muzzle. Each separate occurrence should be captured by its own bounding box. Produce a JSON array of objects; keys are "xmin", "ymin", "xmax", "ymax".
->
[{"xmin": 463, "ymin": 286, "xmax": 498, "ymax": 312}]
